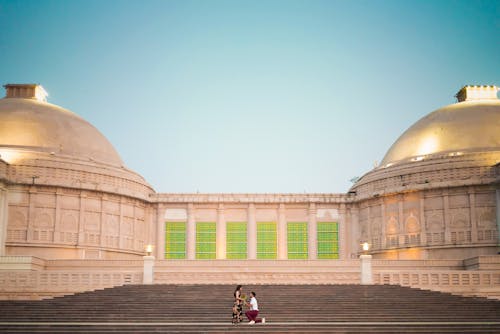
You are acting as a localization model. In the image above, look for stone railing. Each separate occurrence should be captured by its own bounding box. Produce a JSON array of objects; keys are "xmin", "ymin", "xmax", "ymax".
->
[
  {"xmin": 0, "ymin": 271, "xmax": 142, "ymax": 300},
  {"xmin": 374, "ymin": 270, "xmax": 500, "ymax": 299}
]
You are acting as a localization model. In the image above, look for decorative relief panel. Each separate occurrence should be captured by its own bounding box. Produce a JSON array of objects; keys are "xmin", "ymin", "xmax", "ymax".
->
[
  {"xmin": 84, "ymin": 212, "xmax": 100, "ymax": 231},
  {"xmin": 386, "ymin": 216, "xmax": 398, "ymax": 235},
  {"xmin": 285, "ymin": 208, "xmax": 308, "ymax": 222},
  {"xmin": 8, "ymin": 208, "xmax": 27, "ymax": 227},
  {"xmin": 122, "ymin": 217, "xmax": 134, "ymax": 236},
  {"xmin": 34, "ymin": 210, "xmax": 54, "ymax": 228},
  {"xmin": 405, "ymin": 213, "xmax": 420, "ymax": 233},
  {"xmin": 424, "ymin": 196, "xmax": 443, "ymax": 210},
  {"xmin": 195, "ymin": 208, "xmax": 217, "ymax": 221},
  {"xmin": 450, "ymin": 209, "xmax": 469, "ymax": 227},
  {"xmin": 34, "ymin": 193, "xmax": 56, "ymax": 208},
  {"xmin": 255, "ymin": 209, "xmax": 277, "ymax": 222},
  {"xmin": 102, "ymin": 200, "xmax": 120, "ymax": 215},
  {"xmin": 135, "ymin": 206, "xmax": 145, "ymax": 220},
  {"xmin": 104, "ymin": 214, "xmax": 119, "ymax": 234},
  {"xmin": 426, "ymin": 210, "xmax": 444, "ymax": 231},
  {"xmin": 316, "ymin": 208, "xmax": 338, "ymax": 221},
  {"xmin": 84, "ymin": 198, "xmax": 100, "ymax": 212},
  {"xmin": 475, "ymin": 192, "xmax": 495, "ymax": 207},
  {"xmin": 371, "ymin": 217, "xmax": 382, "ymax": 235},
  {"xmin": 122, "ymin": 204, "xmax": 134, "ymax": 217},
  {"xmin": 449, "ymin": 194, "xmax": 469, "ymax": 209},
  {"xmin": 60, "ymin": 196, "xmax": 79, "ymax": 210},
  {"xmin": 7, "ymin": 191, "xmax": 28, "ymax": 205},
  {"xmin": 477, "ymin": 207, "xmax": 496, "ymax": 227},
  {"xmin": 60, "ymin": 211, "xmax": 78, "ymax": 232},
  {"xmin": 224, "ymin": 209, "xmax": 247, "ymax": 222}
]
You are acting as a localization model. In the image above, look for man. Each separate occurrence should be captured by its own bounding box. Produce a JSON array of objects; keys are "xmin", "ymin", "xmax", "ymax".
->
[{"xmin": 245, "ymin": 291, "xmax": 265, "ymax": 325}]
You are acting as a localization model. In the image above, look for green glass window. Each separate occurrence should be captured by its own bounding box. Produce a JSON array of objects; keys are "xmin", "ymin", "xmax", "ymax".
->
[
  {"xmin": 196, "ymin": 222, "xmax": 216, "ymax": 259},
  {"xmin": 317, "ymin": 222, "xmax": 339, "ymax": 259},
  {"xmin": 226, "ymin": 222, "xmax": 247, "ymax": 259},
  {"xmin": 287, "ymin": 222, "xmax": 308, "ymax": 259},
  {"xmin": 165, "ymin": 222, "xmax": 186, "ymax": 259},
  {"xmin": 257, "ymin": 222, "xmax": 277, "ymax": 259}
]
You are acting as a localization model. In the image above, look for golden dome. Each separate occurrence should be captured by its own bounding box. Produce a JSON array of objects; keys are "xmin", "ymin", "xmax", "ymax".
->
[
  {"xmin": 0, "ymin": 84, "xmax": 123, "ymax": 166},
  {"xmin": 380, "ymin": 86, "xmax": 500, "ymax": 166}
]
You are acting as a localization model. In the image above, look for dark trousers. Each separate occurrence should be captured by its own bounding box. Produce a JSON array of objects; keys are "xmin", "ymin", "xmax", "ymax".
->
[{"xmin": 245, "ymin": 310, "xmax": 262, "ymax": 323}]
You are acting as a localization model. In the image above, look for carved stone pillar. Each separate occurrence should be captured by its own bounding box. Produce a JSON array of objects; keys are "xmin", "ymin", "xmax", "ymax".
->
[
  {"xmin": 216, "ymin": 203, "xmax": 226, "ymax": 259},
  {"xmin": 419, "ymin": 194, "xmax": 427, "ymax": 245},
  {"xmin": 278, "ymin": 203, "xmax": 287, "ymax": 259},
  {"xmin": 0, "ymin": 185, "xmax": 7, "ymax": 256},
  {"xmin": 398, "ymin": 196, "xmax": 404, "ymax": 246},
  {"xmin": 155, "ymin": 204, "xmax": 164, "ymax": 259},
  {"xmin": 27, "ymin": 187, "xmax": 36, "ymax": 242},
  {"xmin": 381, "ymin": 200, "xmax": 387, "ymax": 249},
  {"xmin": 308, "ymin": 202, "xmax": 317, "ymax": 260},
  {"xmin": 468, "ymin": 188, "xmax": 477, "ymax": 242},
  {"xmin": 53, "ymin": 189, "xmax": 62, "ymax": 243},
  {"xmin": 339, "ymin": 204, "xmax": 347, "ymax": 259},
  {"xmin": 350, "ymin": 206, "xmax": 359, "ymax": 257},
  {"xmin": 187, "ymin": 203, "xmax": 196, "ymax": 260},
  {"xmin": 78, "ymin": 192, "xmax": 86, "ymax": 246},
  {"xmin": 247, "ymin": 203, "xmax": 257, "ymax": 259},
  {"xmin": 443, "ymin": 190, "xmax": 451, "ymax": 244}
]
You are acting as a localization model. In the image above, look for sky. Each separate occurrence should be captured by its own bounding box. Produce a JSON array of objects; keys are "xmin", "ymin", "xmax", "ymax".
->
[{"xmin": 0, "ymin": 0, "xmax": 499, "ymax": 194}]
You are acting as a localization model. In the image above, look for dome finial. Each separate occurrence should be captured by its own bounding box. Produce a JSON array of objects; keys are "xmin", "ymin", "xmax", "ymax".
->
[
  {"xmin": 3, "ymin": 83, "xmax": 48, "ymax": 102},
  {"xmin": 455, "ymin": 85, "xmax": 498, "ymax": 102}
]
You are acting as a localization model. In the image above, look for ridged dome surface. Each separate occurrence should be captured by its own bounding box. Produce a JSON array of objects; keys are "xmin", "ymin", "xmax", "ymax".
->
[
  {"xmin": 380, "ymin": 99, "xmax": 500, "ymax": 166},
  {"xmin": 0, "ymin": 97, "xmax": 123, "ymax": 166}
]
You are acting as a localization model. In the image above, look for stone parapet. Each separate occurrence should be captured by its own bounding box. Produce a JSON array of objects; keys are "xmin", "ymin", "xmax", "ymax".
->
[
  {"xmin": 0, "ymin": 256, "xmax": 46, "ymax": 271},
  {"xmin": 153, "ymin": 193, "xmax": 352, "ymax": 204}
]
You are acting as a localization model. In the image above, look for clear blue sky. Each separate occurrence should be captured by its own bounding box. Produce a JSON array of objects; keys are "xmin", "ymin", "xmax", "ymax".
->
[{"xmin": 0, "ymin": 0, "xmax": 499, "ymax": 193}]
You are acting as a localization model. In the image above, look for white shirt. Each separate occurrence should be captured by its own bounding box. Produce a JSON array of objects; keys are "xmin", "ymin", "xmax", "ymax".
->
[{"xmin": 249, "ymin": 296, "xmax": 259, "ymax": 311}]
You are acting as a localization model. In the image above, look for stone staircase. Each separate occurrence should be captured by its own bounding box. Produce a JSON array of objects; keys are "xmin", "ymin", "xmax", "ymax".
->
[{"xmin": 0, "ymin": 284, "xmax": 499, "ymax": 333}]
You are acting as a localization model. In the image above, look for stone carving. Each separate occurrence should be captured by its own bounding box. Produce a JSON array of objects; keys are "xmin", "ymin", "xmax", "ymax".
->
[
  {"xmin": 477, "ymin": 208, "xmax": 495, "ymax": 227},
  {"xmin": 8, "ymin": 209, "xmax": 27, "ymax": 227},
  {"xmin": 450, "ymin": 209, "xmax": 469, "ymax": 227},
  {"xmin": 405, "ymin": 213, "xmax": 420, "ymax": 233},
  {"xmin": 34, "ymin": 211, "xmax": 54, "ymax": 228},
  {"xmin": 386, "ymin": 216, "xmax": 398, "ymax": 235},
  {"xmin": 61, "ymin": 212, "xmax": 78, "ymax": 232}
]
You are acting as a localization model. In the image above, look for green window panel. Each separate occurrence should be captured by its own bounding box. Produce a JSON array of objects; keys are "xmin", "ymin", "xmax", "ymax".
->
[
  {"xmin": 317, "ymin": 222, "xmax": 339, "ymax": 259},
  {"xmin": 196, "ymin": 222, "xmax": 216, "ymax": 259},
  {"xmin": 257, "ymin": 222, "xmax": 277, "ymax": 259},
  {"xmin": 165, "ymin": 222, "xmax": 186, "ymax": 259},
  {"xmin": 226, "ymin": 222, "xmax": 247, "ymax": 259},
  {"xmin": 287, "ymin": 222, "xmax": 308, "ymax": 259}
]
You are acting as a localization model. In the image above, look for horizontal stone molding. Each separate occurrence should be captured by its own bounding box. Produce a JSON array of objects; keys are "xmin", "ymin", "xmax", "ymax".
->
[{"xmin": 153, "ymin": 193, "xmax": 352, "ymax": 204}]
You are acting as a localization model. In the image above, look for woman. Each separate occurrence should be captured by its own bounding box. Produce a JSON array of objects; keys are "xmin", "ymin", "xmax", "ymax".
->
[{"xmin": 232, "ymin": 285, "xmax": 245, "ymax": 324}]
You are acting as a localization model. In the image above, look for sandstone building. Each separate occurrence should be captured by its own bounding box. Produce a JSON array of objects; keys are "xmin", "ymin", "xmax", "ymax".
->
[{"xmin": 0, "ymin": 83, "xmax": 498, "ymax": 299}]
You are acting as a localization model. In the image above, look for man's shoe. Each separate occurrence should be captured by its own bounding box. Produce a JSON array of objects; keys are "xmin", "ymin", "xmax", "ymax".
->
[
  {"xmin": 262, "ymin": 318, "xmax": 266, "ymax": 324},
  {"xmin": 248, "ymin": 320, "xmax": 255, "ymax": 325}
]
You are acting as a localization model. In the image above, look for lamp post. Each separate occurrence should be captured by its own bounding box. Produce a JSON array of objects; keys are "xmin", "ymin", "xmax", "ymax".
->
[
  {"xmin": 360, "ymin": 242, "xmax": 373, "ymax": 285},
  {"xmin": 143, "ymin": 244, "xmax": 155, "ymax": 284}
]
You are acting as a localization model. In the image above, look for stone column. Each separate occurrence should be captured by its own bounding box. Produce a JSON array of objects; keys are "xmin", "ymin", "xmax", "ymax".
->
[
  {"xmin": 469, "ymin": 189, "xmax": 477, "ymax": 242},
  {"xmin": 308, "ymin": 202, "xmax": 317, "ymax": 260},
  {"xmin": 78, "ymin": 192, "xmax": 86, "ymax": 247},
  {"xmin": 419, "ymin": 194, "xmax": 427, "ymax": 246},
  {"xmin": 350, "ymin": 207, "xmax": 359, "ymax": 258},
  {"xmin": 398, "ymin": 197, "xmax": 404, "ymax": 246},
  {"xmin": 27, "ymin": 187, "xmax": 36, "ymax": 242},
  {"xmin": 496, "ymin": 189, "xmax": 500, "ymax": 247},
  {"xmin": 339, "ymin": 204, "xmax": 347, "ymax": 259},
  {"xmin": 187, "ymin": 203, "xmax": 196, "ymax": 260},
  {"xmin": 155, "ymin": 204, "xmax": 164, "ymax": 259},
  {"xmin": 0, "ymin": 185, "xmax": 8, "ymax": 256},
  {"xmin": 99, "ymin": 195, "xmax": 105, "ymax": 247},
  {"xmin": 381, "ymin": 201, "xmax": 387, "ymax": 249},
  {"xmin": 216, "ymin": 203, "xmax": 226, "ymax": 259},
  {"xmin": 247, "ymin": 203, "xmax": 257, "ymax": 259},
  {"xmin": 53, "ymin": 189, "xmax": 62, "ymax": 243},
  {"xmin": 443, "ymin": 190, "xmax": 451, "ymax": 244},
  {"xmin": 278, "ymin": 203, "xmax": 287, "ymax": 259}
]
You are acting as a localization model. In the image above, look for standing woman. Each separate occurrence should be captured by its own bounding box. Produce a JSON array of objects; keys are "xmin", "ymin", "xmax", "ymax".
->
[{"xmin": 232, "ymin": 285, "xmax": 245, "ymax": 324}]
